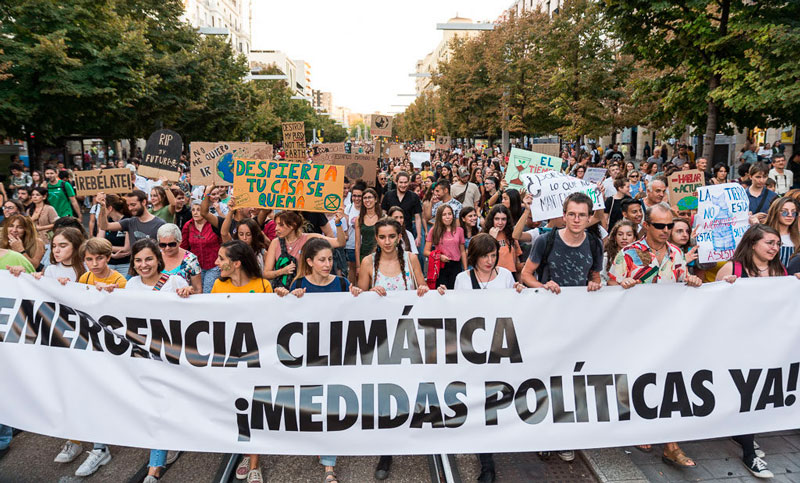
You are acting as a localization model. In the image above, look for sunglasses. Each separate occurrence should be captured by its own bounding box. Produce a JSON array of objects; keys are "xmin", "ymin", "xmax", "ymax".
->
[
  {"xmin": 781, "ymin": 211, "xmax": 797, "ymax": 218},
  {"xmin": 158, "ymin": 241, "xmax": 178, "ymax": 248},
  {"xmin": 650, "ymin": 222, "xmax": 675, "ymax": 230}
]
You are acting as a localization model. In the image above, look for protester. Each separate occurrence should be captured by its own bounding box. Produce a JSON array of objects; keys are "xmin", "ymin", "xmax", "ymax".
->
[
  {"xmin": 459, "ymin": 206, "xmax": 480, "ymax": 249},
  {"xmin": 768, "ymin": 154, "xmax": 792, "ymax": 196},
  {"xmin": 226, "ymin": 217, "xmax": 269, "ymax": 270},
  {"xmin": 604, "ymin": 177, "xmax": 632, "ymax": 230},
  {"xmin": 77, "ymin": 237, "xmax": 127, "ymax": 289},
  {"xmin": 670, "ymin": 217, "xmax": 698, "ymax": 268},
  {"xmin": 764, "ymin": 197, "xmax": 799, "ymax": 267},
  {"xmin": 602, "ymin": 220, "xmax": 637, "ymax": 282},
  {"xmin": 263, "ymin": 210, "xmax": 345, "ymax": 290},
  {"xmin": 0, "ymin": 214, "xmax": 45, "ymax": 269},
  {"xmin": 430, "ymin": 179, "xmax": 463, "ymax": 220},
  {"xmin": 171, "ymin": 187, "xmax": 192, "ymax": 230},
  {"xmin": 354, "ymin": 188, "xmax": 382, "ymax": 266},
  {"xmin": 481, "ymin": 205, "xmax": 522, "ymax": 276},
  {"xmin": 451, "ymin": 167, "xmax": 481, "ymax": 210},
  {"xmin": 642, "ymin": 176, "xmax": 667, "ymax": 210},
  {"xmin": 500, "ymin": 188, "xmax": 523, "ymax": 223},
  {"xmin": 44, "ymin": 166, "xmax": 81, "ymax": 218},
  {"xmin": 41, "ymin": 227, "xmax": 86, "ymax": 283},
  {"xmin": 387, "ymin": 206, "xmax": 418, "ymax": 254},
  {"xmin": 149, "ymin": 185, "xmax": 177, "ymax": 224},
  {"xmin": 344, "ymin": 182, "xmax": 364, "ymax": 283},
  {"xmin": 158, "ymin": 223, "xmax": 202, "ymax": 293},
  {"xmin": 380, "ymin": 171, "xmax": 422, "ymax": 247},
  {"xmin": 710, "ymin": 163, "xmax": 729, "ymax": 185},
  {"xmin": 423, "ymin": 204, "xmax": 467, "ymax": 289},
  {"xmin": 180, "ymin": 201, "xmax": 221, "ymax": 293},
  {"xmin": 97, "ymin": 191, "xmax": 166, "ymax": 247},
  {"xmin": 601, "ymin": 162, "xmax": 621, "ymax": 197}
]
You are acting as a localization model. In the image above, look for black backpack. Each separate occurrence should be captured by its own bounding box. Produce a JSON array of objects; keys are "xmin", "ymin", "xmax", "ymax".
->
[
  {"xmin": 535, "ymin": 229, "xmax": 601, "ymax": 283},
  {"xmin": 272, "ymin": 238, "xmax": 297, "ymax": 290}
]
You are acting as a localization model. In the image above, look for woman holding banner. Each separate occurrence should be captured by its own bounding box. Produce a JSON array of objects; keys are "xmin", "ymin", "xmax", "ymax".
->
[{"xmin": 716, "ymin": 224, "xmax": 785, "ymax": 478}]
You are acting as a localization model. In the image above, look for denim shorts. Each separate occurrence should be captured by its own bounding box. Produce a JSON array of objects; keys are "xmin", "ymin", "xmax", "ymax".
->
[{"xmin": 345, "ymin": 248, "xmax": 356, "ymax": 262}]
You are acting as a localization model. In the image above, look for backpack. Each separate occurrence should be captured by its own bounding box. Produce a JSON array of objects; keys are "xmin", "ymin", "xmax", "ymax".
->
[
  {"xmin": 272, "ymin": 238, "xmax": 297, "ymax": 290},
  {"xmin": 535, "ymin": 229, "xmax": 602, "ymax": 283}
]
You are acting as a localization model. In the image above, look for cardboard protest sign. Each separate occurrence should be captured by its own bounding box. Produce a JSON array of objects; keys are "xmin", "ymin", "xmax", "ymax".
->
[
  {"xmin": 475, "ymin": 139, "xmax": 488, "ymax": 151},
  {"xmin": 370, "ymin": 115, "xmax": 393, "ymax": 137},
  {"xmin": 583, "ymin": 167, "xmax": 607, "ymax": 184},
  {"xmin": 668, "ymin": 170, "xmax": 705, "ymax": 211},
  {"xmin": 696, "ymin": 183, "xmax": 750, "ymax": 264},
  {"xmin": 282, "ymin": 122, "xmax": 306, "ymax": 162},
  {"xmin": 312, "ymin": 143, "xmax": 345, "ymax": 159},
  {"xmin": 505, "ymin": 147, "xmax": 563, "ymax": 191},
  {"xmin": 323, "ymin": 153, "xmax": 379, "ymax": 186},
  {"xmin": 424, "ymin": 140, "xmax": 435, "ymax": 151},
  {"xmin": 190, "ymin": 142, "xmax": 273, "ymax": 186},
  {"xmin": 141, "ymin": 129, "xmax": 182, "ymax": 181},
  {"xmin": 409, "ymin": 152, "xmax": 431, "ymax": 169},
  {"xmin": 73, "ymin": 169, "xmax": 132, "ymax": 196},
  {"xmin": 436, "ymin": 136, "xmax": 451, "ymax": 150},
  {"xmin": 388, "ymin": 144, "xmax": 404, "ymax": 159},
  {"xmin": 521, "ymin": 171, "xmax": 604, "ymax": 223},
  {"xmin": 529, "ymin": 143, "xmax": 561, "ymax": 158},
  {"xmin": 232, "ymin": 159, "xmax": 344, "ymax": 213}
]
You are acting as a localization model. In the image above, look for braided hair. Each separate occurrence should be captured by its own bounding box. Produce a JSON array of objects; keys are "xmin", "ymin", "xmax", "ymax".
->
[{"xmin": 372, "ymin": 217, "xmax": 408, "ymax": 290}]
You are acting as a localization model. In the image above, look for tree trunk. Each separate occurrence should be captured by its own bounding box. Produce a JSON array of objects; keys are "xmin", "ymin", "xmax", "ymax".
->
[{"xmin": 701, "ymin": 74, "xmax": 721, "ymax": 160}]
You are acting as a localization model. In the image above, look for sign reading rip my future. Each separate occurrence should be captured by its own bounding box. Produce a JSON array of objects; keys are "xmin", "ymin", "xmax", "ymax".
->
[
  {"xmin": 233, "ymin": 159, "xmax": 344, "ymax": 213},
  {"xmin": 141, "ymin": 129, "xmax": 182, "ymax": 181}
]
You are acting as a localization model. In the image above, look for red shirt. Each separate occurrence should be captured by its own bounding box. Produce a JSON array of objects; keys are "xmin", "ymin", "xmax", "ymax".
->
[{"xmin": 181, "ymin": 220, "xmax": 221, "ymax": 270}]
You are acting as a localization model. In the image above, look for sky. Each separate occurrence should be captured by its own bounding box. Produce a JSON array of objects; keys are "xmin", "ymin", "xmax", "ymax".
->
[{"xmin": 251, "ymin": 0, "xmax": 510, "ymax": 116}]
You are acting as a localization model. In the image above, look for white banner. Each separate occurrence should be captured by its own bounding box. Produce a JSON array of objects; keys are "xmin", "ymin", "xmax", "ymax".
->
[
  {"xmin": 522, "ymin": 171, "xmax": 605, "ymax": 222},
  {"xmin": 409, "ymin": 151, "xmax": 430, "ymax": 168},
  {"xmin": 696, "ymin": 183, "xmax": 750, "ymax": 263},
  {"xmin": 1, "ymin": 272, "xmax": 800, "ymax": 455}
]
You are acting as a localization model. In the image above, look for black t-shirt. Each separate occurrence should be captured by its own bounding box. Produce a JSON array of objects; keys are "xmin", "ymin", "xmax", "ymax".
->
[
  {"xmin": 174, "ymin": 206, "xmax": 192, "ymax": 232},
  {"xmin": 105, "ymin": 216, "xmax": 131, "ymax": 265},
  {"xmin": 604, "ymin": 195, "xmax": 631, "ymax": 231},
  {"xmin": 301, "ymin": 211, "xmax": 328, "ymax": 235},
  {"xmin": 380, "ymin": 190, "xmax": 422, "ymax": 232}
]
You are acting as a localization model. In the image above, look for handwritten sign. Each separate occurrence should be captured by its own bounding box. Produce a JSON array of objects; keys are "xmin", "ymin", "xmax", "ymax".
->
[
  {"xmin": 668, "ymin": 170, "xmax": 705, "ymax": 211},
  {"xmin": 322, "ymin": 153, "xmax": 379, "ymax": 187},
  {"xmin": 583, "ymin": 167, "xmax": 607, "ymax": 184},
  {"xmin": 282, "ymin": 122, "xmax": 306, "ymax": 162},
  {"xmin": 190, "ymin": 142, "xmax": 273, "ymax": 186},
  {"xmin": 505, "ymin": 147, "xmax": 563, "ymax": 191},
  {"xmin": 409, "ymin": 152, "xmax": 431, "ymax": 169},
  {"xmin": 370, "ymin": 115, "xmax": 393, "ymax": 137},
  {"xmin": 424, "ymin": 140, "xmax": 435, "ymax": 151},
  {"xmin": 696, "ymin": 183, "xmax": 750, "ymax": 264},
  {"xmin": 436, "ymin": 136, "xmax": 451, "ymax": 150},
  {"xmin": 312, "ymin": 143, "xmax": 345, "ymax": 160},
  {"xmin": 73, "ymin": 169, "xmax": 132, "ymax": 196},
  {"xmin": 475, "ymin": 139, "xmax": 488, "ymax": 151},
  {"xmin": 521, "ymin": 171, "xmax": 604, "ymax": 223},
  {"xmin": 141, "ymin": 129, "xmax": 182, "ymax": 181},
  {"xmin": 232, "ymin": 159, "xmax": 344, "ymax": 213}
]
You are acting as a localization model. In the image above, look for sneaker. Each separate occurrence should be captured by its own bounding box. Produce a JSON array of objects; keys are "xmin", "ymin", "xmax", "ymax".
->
[
  {"xmin": 143, "ymin": 476, "xmax": 159, "ymax": 483},
  {"xmin": 74, "ymin": 448, "xmax": 112, "ymax": 477},
  {"xmin": 235, "ymin": 456, "xmax": 251, "ymax": 480},
  {"xmin": 246, "ymin": 468, "xmax": 263, "ymax": 483},
  {"xmin": 731, "ymin": 438, "xmax": 766, "ymax": 458},
  {"xmin": 746, "ymin": 456, "xmax": 774, "ymax": 479},
  {"xmin": 54, "ymin": 441, "xmax": 82, "ymax": 463},
  {"xmin": 374, "ymin": 455, "xmax": 392, "ymax": 480},
  {"xmin": 166, "ymin": 450, "xmax": 180, "ymax": 465},
  {"xmin": 558, "ymin": 450, "xmax": 575, "ymax": 462},
  {"xmin": 537, "ymin": 451, "xmax": 551, "ymax": 458}
]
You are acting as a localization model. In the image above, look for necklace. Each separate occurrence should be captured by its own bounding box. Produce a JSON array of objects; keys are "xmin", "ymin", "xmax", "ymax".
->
[{"xmin": 474, "ymin": 268, "xmax": 495, "ymax": 289}]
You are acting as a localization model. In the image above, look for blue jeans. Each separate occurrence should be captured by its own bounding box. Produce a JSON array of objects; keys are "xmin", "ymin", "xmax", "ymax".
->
[
  {"xmin": 149, "ymin": 449, "xmax": 167, "ymax": 468},
  {"xmin": 320, "ymin": 455, "xmax": 336, "ymax": 467},
  {"xmin": 202, "ymin": 267, "xmax": 220, "ymax": 293},
  {"xmin": 0, "ymin": 424, "xmax": 12, "ymax": 449}
]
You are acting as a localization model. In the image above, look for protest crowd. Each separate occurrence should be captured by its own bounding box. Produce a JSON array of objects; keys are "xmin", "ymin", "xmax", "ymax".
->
[{"xmin": 2, "ymin": 137, "xmax": 800, "ymax": 483}]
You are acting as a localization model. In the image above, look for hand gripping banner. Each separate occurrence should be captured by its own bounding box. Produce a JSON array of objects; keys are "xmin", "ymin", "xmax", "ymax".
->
[{"xmin": 1, "ymin": 272, "xmax": 799, "ymax": 455}]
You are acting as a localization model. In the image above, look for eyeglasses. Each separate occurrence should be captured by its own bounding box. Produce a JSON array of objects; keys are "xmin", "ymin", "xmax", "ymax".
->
[
  {"xmin": 781, "ymin": 211, "xmax": 797, "ymax": 218},
  {"xmin": 650, "ymin": 222, "xmax": 675, "ymax": 230},
  {"xmin": 158, "ymin": 241, "xmax": 178, "ymax": 248},
  {"xmin": 2, "ymin": 206, "xmax": 13, "ymax": 211},
  {"xmin": 565, "ymin": 212, "xmax": 589, "ymax": 219}
]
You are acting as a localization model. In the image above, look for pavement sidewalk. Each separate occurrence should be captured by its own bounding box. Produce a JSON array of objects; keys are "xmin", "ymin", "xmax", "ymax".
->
[{"xmin": 583, "ymin": 430, "xmax": 800, "ymax": 483}]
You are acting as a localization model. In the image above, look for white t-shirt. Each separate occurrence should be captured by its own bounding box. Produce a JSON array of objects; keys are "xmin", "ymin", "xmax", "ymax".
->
[
  {"xmin": 44, "ymin": 263, "xmax": 79, "ymax": 282},
  {"xmin": 454, "ymin": 266, "xmax": 515, "ymax": 290},
  {"xmin": 126, "ymin": 274, "xmax": 188, "ymax": 292},
  {"xmin": 344, "ymin": 204, "xmax": 360, "ymax": 250},
  {"xmin": 601, "ymin": 177, "xmax": 617, "ymax": 197}
]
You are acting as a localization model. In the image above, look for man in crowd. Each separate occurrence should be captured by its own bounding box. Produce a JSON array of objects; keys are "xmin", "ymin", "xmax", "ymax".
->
[
  {"xmin": 621, "ymin": 198, "xmax": 644, "ymax": 233},
  {"xmin": 601, "ymin": 162, "xmax": 621, "ymax": 197},
  {"xmin": 45, "ymin": 166, "xmax": 81, "ymax": 218},
  {"xmin": 381, "ymin": 171, "xmax": 422, "ymax": 247},
  {"xmin": 15, "ymin": 187, "xmax": 32, "ymax": 212},
  {"xmin": 695, "ymin": 157, "xmax": 712, "ymax": 185},
  {"xmin": 172, "ymin": 187, "xmax": 192, "ymax": 230},
  {"xmin": 430, "ymin": 179, "xmax": 463, "ymax": 220},
  {"xmin": 604, "ymin": 143, "xmax": 623, "ymax": 163},
  {"xmin": 7, "ymin": 164, "xmax": 32, "ymax": 199},
  {"xmin": 451, "ymin": 167, "xmax": 481, "ymax": 211},
  {"xmin": 671, "ymin": 144, "xmax": 689, "ymax": 167},
  {"xmin": 96, "ymin": 190, "xmax": 166, "ymax": 247},
  {"xmin": 643, "ymin": 176, "xmax": 667, "ymax": 210},
  {"xmin": 768, "ymin": 154, "xmax": 792, "ymax": 196}
]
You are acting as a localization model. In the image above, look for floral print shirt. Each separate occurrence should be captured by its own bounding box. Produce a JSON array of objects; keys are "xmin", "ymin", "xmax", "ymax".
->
[{"xmin": 608, "ymin": 238, "xmax": 686, "ymax": 284}]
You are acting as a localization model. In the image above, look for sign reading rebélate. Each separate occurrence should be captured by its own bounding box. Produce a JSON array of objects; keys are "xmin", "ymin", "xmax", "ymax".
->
[{"xmin": 73, "ymin": 169, "xmax": 133, "ymax": 196}]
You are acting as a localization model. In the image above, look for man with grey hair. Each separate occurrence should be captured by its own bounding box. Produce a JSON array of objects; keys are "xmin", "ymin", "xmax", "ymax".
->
[
  {"xmin": 643, "ymin": 176, "xmax": 668, "ymax": 210},
  {"xmin": 607, "ymin": 201, "xmax": 702, "ymax": 468}
]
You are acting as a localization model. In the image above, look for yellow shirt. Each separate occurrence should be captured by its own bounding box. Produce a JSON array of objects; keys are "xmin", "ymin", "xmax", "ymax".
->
[
  {"xmin": 78, "ymin": 270, "xmax": 127, "ymax": 288},
  {"xmin": 420, "ymin": 170, "xmax": 434, "ymax": 180},
  {"xmin": 211, "ymin": 278, "xmax": 273, "ymax": 294}
]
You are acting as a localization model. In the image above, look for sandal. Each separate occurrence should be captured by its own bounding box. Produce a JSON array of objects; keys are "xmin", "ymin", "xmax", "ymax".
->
[
  {"xmin": 635, "ymin": 444, "xmax": 653, "ymax": 453},
  {"xmin": 324, "ymin": 469, "xmax": 339, "ymax": 483},
  {"xmin": 662, "ymin": 446, "xmax": 696, "ymax": 468}
]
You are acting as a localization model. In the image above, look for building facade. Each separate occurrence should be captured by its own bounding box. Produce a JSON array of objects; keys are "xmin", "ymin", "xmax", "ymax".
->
[
  {"xmin": 181, "ymin": 0, "xmax": 252, "ymax": 56},
  {"xmin": 248, "ymin": 50, "xmax": 304, "ymax": 96},
  {"xmin": 413, "ymin": 16, "xmax": 485, "ymax": 96}
]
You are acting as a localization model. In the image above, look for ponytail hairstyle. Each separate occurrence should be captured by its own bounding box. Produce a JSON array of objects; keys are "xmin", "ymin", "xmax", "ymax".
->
[
  {"xmin": 372, "ymin": 217, "xmax": 408, "ymax": 290},
  {"xmin": 386, "ymin": 206, "xmax": 412, "ymax": 251},
  {"xmin": 294, "ymin": 237, "xmax": 333, "ymax": 283}
]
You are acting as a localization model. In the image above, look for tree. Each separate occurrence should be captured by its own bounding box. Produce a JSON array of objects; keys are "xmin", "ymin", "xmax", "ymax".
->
[{"xmin": 604, "ymin": 0, "xmax": 800, "ymax": 157}]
